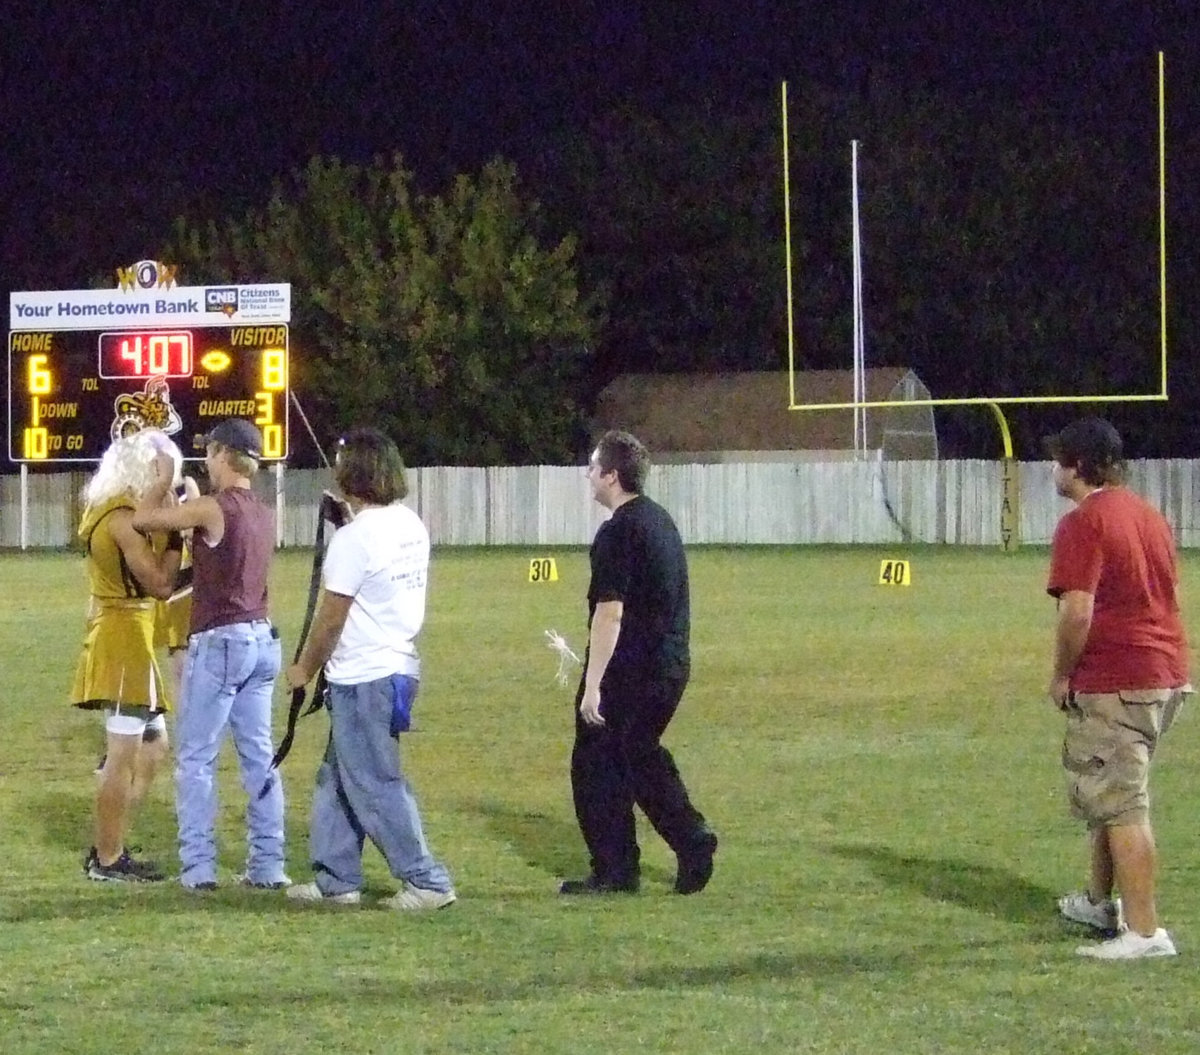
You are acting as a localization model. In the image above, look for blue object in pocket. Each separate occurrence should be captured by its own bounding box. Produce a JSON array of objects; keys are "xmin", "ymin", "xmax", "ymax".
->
[{"xmin": 389, "ymin": 673, "xmax": 417, "ymax": 736}]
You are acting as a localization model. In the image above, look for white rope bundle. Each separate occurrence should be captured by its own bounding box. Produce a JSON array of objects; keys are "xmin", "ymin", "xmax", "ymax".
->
[{"xmin": 544, "ymin": 629, "xmax": 581, "ymax": 686}]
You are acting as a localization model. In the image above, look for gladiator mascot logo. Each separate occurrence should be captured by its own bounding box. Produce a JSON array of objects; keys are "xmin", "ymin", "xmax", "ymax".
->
[{"xmin": 110, "ymin": 376, "xmax": 184, "ymax": 443}]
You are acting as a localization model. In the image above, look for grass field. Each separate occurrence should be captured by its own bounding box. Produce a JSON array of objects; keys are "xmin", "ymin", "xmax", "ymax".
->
[{"xmin": 0, "ymin": 544, "xmax": 1197, "ymax": 1054}]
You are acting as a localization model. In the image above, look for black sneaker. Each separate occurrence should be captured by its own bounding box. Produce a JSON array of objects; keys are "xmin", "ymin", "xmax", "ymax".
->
[
  {"xmin": 674, "ymin": 829, "xmax": 718, "ymax": 895},
  {"xmin": 558, "ymin": 874, "xmax": 640, "ymax": 895},
  {"xmin": 85, "ymin": 847, "xmax": 165, "ymax": 883}
]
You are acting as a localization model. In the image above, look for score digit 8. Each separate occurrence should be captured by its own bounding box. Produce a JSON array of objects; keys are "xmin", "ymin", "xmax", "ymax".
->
[
  {"xmin": 259, "ymin": 346, "xmax": 286, "ymax": 457},
  {"xmin": 261, "ymin": 348, "xmax": 286, "ymax": 391}
]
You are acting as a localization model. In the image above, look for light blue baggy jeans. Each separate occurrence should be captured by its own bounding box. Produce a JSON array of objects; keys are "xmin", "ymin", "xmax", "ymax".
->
[
  {"xmin": 309, "ymin": 674, "xmax": 453, "ymax": 896},
  {"xmin": 176, "ymin": 620, "xmax": 285, "ymax": 887}
]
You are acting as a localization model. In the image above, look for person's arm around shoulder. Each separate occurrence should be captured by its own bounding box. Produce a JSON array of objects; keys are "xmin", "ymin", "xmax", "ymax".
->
[
  {"xmin": 1049, "ymin": 590, "xmax": 1094, "ymax": 709},
  {"xmin": 580, "ymin": 599, "xmax": 623, "ymax": 727},
  {"xmin": 285, "ymin": 590, "xmax": 355, "ymax": 689},
  {"xmin": 132, "ymin": 452, "xmax": 224, "ymax": 543},
  {"xmin": 107, "ymin": 509, "xmax": 182, "ymax": 601}
]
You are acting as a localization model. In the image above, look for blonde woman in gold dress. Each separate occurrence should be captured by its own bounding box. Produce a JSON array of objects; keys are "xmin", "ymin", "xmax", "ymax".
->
[{"xmin": 72, "ymin": 428, "xmax": 185, "ymax": 882}]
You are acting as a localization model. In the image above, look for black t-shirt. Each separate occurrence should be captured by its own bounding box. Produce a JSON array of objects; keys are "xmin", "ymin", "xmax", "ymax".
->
[{"xmin": 588, "ymin": 494, "xmax": 690, "ymax": 680}]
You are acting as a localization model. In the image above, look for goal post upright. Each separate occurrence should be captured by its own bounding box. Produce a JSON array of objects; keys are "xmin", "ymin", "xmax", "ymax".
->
[
  {"xmin": 1158, "ymin": 50, "xmax": 1168, "ymax": 398},
  {"xmin": 781, "ymin": 81, "xmax": 798, "ymax": 411},
  {"xmin": 779, "ymin": 53, "xmax": 1169, "ymax": 550}
]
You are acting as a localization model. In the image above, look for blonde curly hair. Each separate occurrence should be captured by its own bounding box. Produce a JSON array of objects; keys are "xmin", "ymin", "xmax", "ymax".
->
[{"xmin": 85, "ymin": 428, "xmax": 183, "ymax": 507}]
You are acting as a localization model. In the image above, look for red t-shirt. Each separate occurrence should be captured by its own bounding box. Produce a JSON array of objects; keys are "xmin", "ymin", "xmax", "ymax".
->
[{"xmin": 1047, "ymin": 488, "xmax": 1188, "ymax": 692}]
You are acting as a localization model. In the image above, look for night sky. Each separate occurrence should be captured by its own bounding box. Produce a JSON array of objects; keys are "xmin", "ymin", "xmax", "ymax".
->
[{"xmin": 1, "ymin": 2, "xmax": 1194, "ymax": 310}]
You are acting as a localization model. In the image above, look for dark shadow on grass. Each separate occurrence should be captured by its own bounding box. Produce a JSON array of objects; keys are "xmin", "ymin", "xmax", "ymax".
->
[
  {"xmin": 473, "ymin": 798, "xmax": 587, "ymax": 878},
  {"xmin": 471, "ymin": 798, "xmax": 673, "ymax": 887},
  {"xmin": 22, "ymin": 787, "xmax": 179, "ymax": 860},
  {"xmin": 0, "ymin": 885, "xmax": 314, "ymax": 923},
  {"xmin": 149, "ymin": 942, "xmax": 997, "ymax": 1014},
  {"xmin": 19, "ymin": 789, "xmax": 92, "ymax": 851},
  {"xmin": 829, "ymin": 843, "xmax": 1056, "ymax": 924}
]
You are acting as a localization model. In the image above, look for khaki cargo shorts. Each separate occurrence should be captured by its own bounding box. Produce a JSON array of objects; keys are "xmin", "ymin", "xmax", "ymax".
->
[{"xmin": 1062, "ymin": 688, "xmax": 1187, "ymax": 827}]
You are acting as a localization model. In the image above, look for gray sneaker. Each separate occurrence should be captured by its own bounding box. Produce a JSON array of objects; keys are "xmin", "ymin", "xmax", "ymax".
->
[
  {"xmin": 1058, "ymin": 892, "xmax": 1121, "ymax": 932},
  {"xmin": 381, "ymin": 885, "xmax": 457, "ymax": 911},
  {"xmin": 286, "ymin": 881, "xmax": 360, "ymax": 905}
]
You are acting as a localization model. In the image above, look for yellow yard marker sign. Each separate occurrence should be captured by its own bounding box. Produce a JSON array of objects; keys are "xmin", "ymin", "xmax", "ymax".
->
[{"xmin": 528, "ymin": 557, "xmax": 559, "ymax": 583}]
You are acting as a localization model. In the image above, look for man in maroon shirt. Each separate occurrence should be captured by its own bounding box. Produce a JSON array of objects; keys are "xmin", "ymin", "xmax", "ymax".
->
[
  {"xmin": 134, "ymin": 418, "xmax": 286, "ymax": 891},
  {"xmin": 1045, "ymin": 416, "xmax": 1189, "ymax": 960}
]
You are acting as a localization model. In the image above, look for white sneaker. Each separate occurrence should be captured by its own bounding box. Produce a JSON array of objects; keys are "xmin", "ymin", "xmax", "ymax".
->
[
  {"xmin": 381, "ymin": 885, "xmax": 457, "ymax": 911},
  {"xmin": 1076, "ymin": 928, "xmax": 1177, "ymax": 960},
  {"xmin": 1058, "ymin": 892, "xmax": 1122, "ymax": 931},
  {"xmin": 285, "ymin": 881, "xmax": 361, "ymax": 905}
]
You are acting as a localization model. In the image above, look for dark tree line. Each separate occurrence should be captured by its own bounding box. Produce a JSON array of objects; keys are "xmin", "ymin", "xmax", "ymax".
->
[
  {"xmin": 157, "ymin": 76, "xmax": 1199, "ymax": 462},
  {"xmin": 531, "ymin": 80, "xmax": 1198, "ymax": 458},
  {"xmin": 166, "ymin": 157, "xmax": 598, "ymax": 466}
]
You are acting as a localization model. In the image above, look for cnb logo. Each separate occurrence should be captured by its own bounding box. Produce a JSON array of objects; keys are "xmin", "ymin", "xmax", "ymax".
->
[
  {"xmin": 116, "ymin": 260, "xmax": 177, "ymax": 291},
  {"xmin": 205, "ymin": 288, "xmax": 238, "ymax": 317}
]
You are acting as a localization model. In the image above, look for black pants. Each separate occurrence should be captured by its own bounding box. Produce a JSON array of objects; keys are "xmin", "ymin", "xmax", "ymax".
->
[{"xmin": 570, "ymin": 670, "xmax": 707, "ymax": 883}]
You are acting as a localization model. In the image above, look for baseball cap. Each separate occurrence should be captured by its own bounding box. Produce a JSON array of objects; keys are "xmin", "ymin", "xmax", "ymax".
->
[
  {"xmin": 202, "ymin": 418, "xmax": 263, "ymax": 460},
  {"xmin": 1043, "ymin": 416, "xmax": 1123, "ymax": 467}
]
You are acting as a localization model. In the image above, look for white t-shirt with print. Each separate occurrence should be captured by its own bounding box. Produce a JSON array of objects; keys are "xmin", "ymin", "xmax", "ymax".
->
[{"xmin": 322, "ymin": 502, "xmax": 429, "ymax": 684}]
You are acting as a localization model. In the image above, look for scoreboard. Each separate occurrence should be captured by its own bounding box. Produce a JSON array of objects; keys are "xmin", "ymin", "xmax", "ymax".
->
[{"xmin": 8, "ymin": 280, "xmax": 291, "ymax": 462}]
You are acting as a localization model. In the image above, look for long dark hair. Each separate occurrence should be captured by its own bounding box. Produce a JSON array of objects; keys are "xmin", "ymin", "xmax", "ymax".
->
[{"xmin": 334, "ymin": 428, "xmax": 409, "ymax": 505}]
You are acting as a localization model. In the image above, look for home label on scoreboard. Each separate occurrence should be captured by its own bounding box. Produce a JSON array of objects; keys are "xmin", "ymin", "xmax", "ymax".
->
[{"xmin": 8, "ymin": 277, "xmax": 291, "ymax": 462}]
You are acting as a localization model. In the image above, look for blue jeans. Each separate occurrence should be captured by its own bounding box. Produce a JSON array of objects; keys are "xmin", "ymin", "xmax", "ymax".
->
[
  {"xmin": 309, "ymin": 674, "xmax": 452, "ymax": 896},
  {"xmin": 176, "ymin": 621, "xmax": 285, "ymax": 887}
]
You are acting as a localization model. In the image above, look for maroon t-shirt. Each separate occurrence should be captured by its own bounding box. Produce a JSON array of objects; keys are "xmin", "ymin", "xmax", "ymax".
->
[
  {"xmin": 189, "ymin": 487, "xmax": 274, "ymax": 634},
  {"xmin": 1047, "ymin": 488, "xmax": 1188, "ymax": 692}
]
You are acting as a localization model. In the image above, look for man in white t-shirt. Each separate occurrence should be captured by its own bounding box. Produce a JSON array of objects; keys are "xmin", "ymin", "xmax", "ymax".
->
[{"xmin": 284, "ymin": 428, "xmax": 455, "ymax": 909}]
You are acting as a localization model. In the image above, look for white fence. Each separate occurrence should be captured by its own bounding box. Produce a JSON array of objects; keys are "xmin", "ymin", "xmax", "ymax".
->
[{"xmin": 6, "ymin": 459, "xmax": 1200, "ymax": 549}]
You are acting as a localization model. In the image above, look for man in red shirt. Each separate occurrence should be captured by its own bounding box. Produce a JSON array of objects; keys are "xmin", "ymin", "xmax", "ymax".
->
[{"xmin": 1045, "ymin": 416, "xmax": 1189, "ymax": 960}]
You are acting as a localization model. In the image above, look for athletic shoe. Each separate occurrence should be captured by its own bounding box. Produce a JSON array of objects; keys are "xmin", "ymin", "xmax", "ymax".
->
[
  {"xmin": 558, "ymin": 874, "xmax": 640, "ymax": 895},
  {"xmin": 234, "ymin": 872, "xmax": 292, "ymax": 890},
  {"xmin": 1058, "ymin": 892, "xmax": 1122, "ymax": 932},
  {"xmin": 675, "ymin": 829, "xmax": 719, "ymax": 895},
  {"xmin": 381, "ymin": 885, "xmax": 457, "ymax": 911},
  {"xmin": 182, "ymin": 880, "xmax": 219, "ymax": 892},
  {"xmin": 1076, "ymin": 928, "xmax": 1177, "ymax": 959},
  {"xmin": 85, "ymin": 847, "xmax": 165, "ymax": 883},
  {"xmin": 285, "ymin": 881, "xmax": 361, "ymax": 905}
]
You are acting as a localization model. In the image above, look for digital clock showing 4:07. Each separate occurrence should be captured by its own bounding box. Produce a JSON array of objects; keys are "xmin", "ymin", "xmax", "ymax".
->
[
  {"xmin": 98, "ymin": 331, "xmax": 194, "ymax": 378},
  {"xmin": 7, "ymin": 325, "xmax": 289, "ymax": 462}
]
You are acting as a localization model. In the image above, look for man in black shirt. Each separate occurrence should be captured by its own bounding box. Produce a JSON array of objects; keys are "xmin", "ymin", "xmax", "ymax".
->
[{"xmin": 561, "ymin": 430, "xmax": 717, "ymax": 896}]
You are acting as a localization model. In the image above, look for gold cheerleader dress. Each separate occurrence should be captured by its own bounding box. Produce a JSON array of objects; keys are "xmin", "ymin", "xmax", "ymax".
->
[{"xmin": 69, "ymin": 495, "xmax": 168, "ymax": 713}]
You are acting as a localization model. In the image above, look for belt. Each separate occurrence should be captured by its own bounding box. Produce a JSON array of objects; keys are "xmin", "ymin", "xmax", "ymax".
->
[
  {"xmin": 191, "ymin": 618, "xmax": 275, "ymax": 636},
  {"xmin": 92, "ymin": 598, "xmax": 155, "ymax": 611}
]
